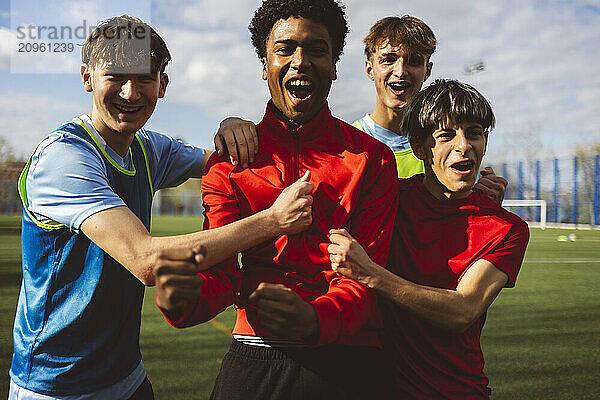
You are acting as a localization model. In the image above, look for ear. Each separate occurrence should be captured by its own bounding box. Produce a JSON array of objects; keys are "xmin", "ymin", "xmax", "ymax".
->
[
  {"xmin": 261, "ymin": 57, "xmax": 268, "ymax": 80},
  {"xmin": 81, "ymin": 64, "xmax": 93, "ymax": 92},
  {"xmin": 158, "ymin": 73, "xmax": 169, "ymax": 98},
  {"xmin": 483, "ymin": 131, "xmax": 489, "ymax": 155},
  {"xmin": 332, "ymin": 63, "xmax": 337, "ymax": 81},
  {"xmin": 365, "ymin": 59, "xmax": 374, "ymax": 81},
  {"xmin": 425, "ymin": 60, "xmax": 433, "ymax": 81}
]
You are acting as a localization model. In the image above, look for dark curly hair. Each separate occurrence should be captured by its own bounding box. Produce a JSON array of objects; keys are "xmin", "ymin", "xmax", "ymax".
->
[{"xmin": 249, "ymin": 0, "xmax": 349, "ymax": 64}]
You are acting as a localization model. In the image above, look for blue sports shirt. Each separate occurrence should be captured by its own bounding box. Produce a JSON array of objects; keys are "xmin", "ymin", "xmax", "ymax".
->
[{"xmin": 11, "ymin": 116, "xmax": 204, "ymax": 396}]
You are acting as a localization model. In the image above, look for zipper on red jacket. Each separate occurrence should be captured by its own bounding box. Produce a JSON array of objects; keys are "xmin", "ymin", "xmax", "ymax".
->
[{"xmin": 291, "ymin": 127, "xmax": 300, "ymax": 181}]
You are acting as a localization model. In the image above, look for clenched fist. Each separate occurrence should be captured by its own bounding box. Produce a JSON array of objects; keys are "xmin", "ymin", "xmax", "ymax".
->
[
  {"xmin": 154, "ymin": 246, "xmax": 206, "ymax": 321},
  {"xmin": 268, "ymin": 170, "xmax": 314, "ymax": 236}
]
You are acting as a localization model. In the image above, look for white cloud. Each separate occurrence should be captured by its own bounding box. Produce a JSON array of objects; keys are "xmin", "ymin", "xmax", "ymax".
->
[
  {"xmin": 0, "ymin": 93, "xmax": 82, "ymax": 158},
  {"xmin": 160, "ymin": 26, "xmax": 269, "ymax": 122},
  {"xmin": 0, "ymin": 28, "xmax": 16, "ymax": 71},
  {"xmin": 61, "ymin": 1, "xmax": 103, "ymax": 28},
  {"xmin": 153, "ymin": 0, "xmax": 257, "ymax": 29}
]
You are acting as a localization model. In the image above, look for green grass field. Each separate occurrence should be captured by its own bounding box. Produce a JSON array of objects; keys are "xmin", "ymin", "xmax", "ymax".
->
[{"xmin": 0, "ymin": 215, "xmax": 598, "ymax": 399}]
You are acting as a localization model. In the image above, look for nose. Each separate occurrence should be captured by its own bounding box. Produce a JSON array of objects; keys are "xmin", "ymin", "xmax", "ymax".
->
[
  {"xmin": 120, "ymin": 79, "xmax": 141, "ymax": 102},
  {"xmin": 454, "ymin": 130, "xmax": 471, "ymax": 153},
  {"xmin": 392, "ymin": 58, "xmax": 407, "ymax": 77},
  {"xmin": 290, "ymin": 48, "xmax": 310, "ymax": 71}
]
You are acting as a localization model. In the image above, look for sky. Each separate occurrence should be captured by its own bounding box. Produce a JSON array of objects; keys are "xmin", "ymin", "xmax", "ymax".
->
[{"xmin": 0, "ymin": 0, "xmax": 599, "ymax": 164}]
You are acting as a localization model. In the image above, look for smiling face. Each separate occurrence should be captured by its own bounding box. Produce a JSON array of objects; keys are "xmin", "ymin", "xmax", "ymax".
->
[
  {"xmin": 262, "ymin": 17, "xmax": 337, "ymax": 125},
  {"xmin": 414, "ymin": 121, "xmax": 488, "ymax": 200},
  {"xmin": 82, "ymin": 62, "xmax": 168, "ymax": 137},
  {"xmin": 367, "ymin": 41, "xmax": 432, "ymax": 115}
]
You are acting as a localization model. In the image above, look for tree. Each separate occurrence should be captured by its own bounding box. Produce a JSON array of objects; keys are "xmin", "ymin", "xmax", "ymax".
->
[{"xmin": 0, "ymin": 136, "xmax": 15, "ymax": 163}]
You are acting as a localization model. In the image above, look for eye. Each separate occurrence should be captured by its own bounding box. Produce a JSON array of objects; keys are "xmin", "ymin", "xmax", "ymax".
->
[
  {"xmin": 309, "ymin": 46, "xmax": 328, "ymax": 56},
  {"xmin": 467, "ymin": 128, "xmax": 485, "ymax": 138},
  {"xmin": 405, "ymin": 54, "xmax": 424, "ymax": 66},
  {"xmin": 275, "ymin": 46, "xmax": 294, "ymax": 56},
  {"xmin": 380, "ymin": 56, "xmax": 396, "ymax": 65},
  {"xmin": 435, "ymin": 130, "xmax": 455, "ymax": 141}
]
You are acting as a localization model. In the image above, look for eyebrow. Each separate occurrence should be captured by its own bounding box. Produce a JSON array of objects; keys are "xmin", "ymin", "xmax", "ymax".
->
[
  {"xmin": 436, "ymin": 123, "xmax": 483, "ymax": 131},
  {"xmin": 274, "ymin": 38, "xmax": 330, "ymax": 48}
]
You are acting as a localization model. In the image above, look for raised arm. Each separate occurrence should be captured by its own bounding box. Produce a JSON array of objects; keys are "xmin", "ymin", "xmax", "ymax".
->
[{"xmin": 81, "ymin": 171, "xmax": 313, "ymax": 286}]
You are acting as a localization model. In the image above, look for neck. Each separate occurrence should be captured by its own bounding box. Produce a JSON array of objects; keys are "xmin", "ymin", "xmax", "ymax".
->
[
  {"xmin": 422, "ymin": 173, "xmax": 472, "ymax": 200},
  {"xmin": 268, "ymin": 100, "xmax": 325, "ymax": 130},
  {"xmin": 89, "ymin": 111, "xmax": 135, "ymax": 158},
  {"xmin": 370, "ymin": 104, "xmax": 405, "ymax": 134}
]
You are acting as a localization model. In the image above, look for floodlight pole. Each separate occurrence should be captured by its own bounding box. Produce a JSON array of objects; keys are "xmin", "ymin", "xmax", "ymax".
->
[
  {"xmin": 594, "ymin": 154, "xmax": 599, "ymax": 226},
  {"xmin": 572, "ymin": 156, "xmax": 578, "ymax": 225}
]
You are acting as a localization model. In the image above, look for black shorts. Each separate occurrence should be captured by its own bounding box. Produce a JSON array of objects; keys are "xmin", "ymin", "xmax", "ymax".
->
[
  {"xmin": 210, "ymin": 339, "xmax": 397, "ymax": 400},
  {"xmin": 128, "ymin": 376, "xmax": 154, "ymax": 400}
]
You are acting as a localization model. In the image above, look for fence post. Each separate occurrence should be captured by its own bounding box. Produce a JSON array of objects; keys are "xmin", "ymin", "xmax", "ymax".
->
[
  {"xmin": 553, "ymin": 158, "xmax": 559, "ymax": 223},
  {"xmin": 517, "ymin": 161, "xmax": 524, "ymax": 217},
  {"xmin": 502, "ymin": 163, "xmax": 509, "ymax": 199},
  {"xmin": 594, "ymin": 154, "xmax": 599, "ymax": 226},
  {"xmin": 535, "ymin": 160, "xmax": 541, "ymax": 222},
  {"xmin": 572, "ymin": 156, "xmax": 578, "ymax": 225}
]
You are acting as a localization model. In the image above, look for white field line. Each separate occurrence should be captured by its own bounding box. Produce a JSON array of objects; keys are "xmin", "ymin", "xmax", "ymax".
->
[
  {"xmin": 532, "ymin": 238, "xmax": 600, "ymax": 242},
  {"xmin": 524, "ymin": 259, "xmax": 600, "ymax": 263}
]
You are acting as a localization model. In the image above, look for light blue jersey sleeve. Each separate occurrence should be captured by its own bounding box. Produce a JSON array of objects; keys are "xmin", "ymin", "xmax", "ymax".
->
[
  {"xmin": 140, "ymin": 129, "xmax": 205, "ymax": 191},
  {"xmin": 26, "ymin": 127, "xmax": 205, "ymax": 233},
  {"xmin": 26, "ymin": 132, "xmax": 126, "ymax": 232}
]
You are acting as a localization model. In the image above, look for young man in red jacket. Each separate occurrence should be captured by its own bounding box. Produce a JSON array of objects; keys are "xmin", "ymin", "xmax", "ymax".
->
[
  {"xmin": 329, "ymin": 80, "xmax": 530, "ymax": 399},
  {"xmin": 154, "ymin": 0, "xmax": 399, "ymax": 398}
]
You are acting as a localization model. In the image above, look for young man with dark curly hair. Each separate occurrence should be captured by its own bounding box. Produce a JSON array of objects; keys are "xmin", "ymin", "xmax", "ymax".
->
[
  {"xmin": 154, "ymin": 0, "xmax": 399, "ymax": 398},
  {"xmin": 329, "ymin": 80, "xmax": 530, "ymax": 399}
]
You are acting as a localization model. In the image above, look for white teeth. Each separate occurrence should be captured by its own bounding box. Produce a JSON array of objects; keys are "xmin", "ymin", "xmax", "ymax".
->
[
  {"xmin": 289, "ymin": 79, "xmax": 312, "ymax": 87},
  {"xmin": 115, "ymin": 104, "xmax": 141, "ymax": 112},
  {"xmin": 389, "ymin": 82, "xmax": 409, "ymax": 90}
]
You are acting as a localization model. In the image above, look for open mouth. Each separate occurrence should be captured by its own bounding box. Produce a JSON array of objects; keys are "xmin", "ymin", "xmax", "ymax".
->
[
  {"xmin": 114, "ymin": 103, "xmax": 143, "ymax": 114},
  {"xmin": 450, "ymin": 160, "xmax": 475, "ymax": 174},
  {"xmin": 285, "ymin": 78, "xmax": 314, "ymax": 101},
  {"xmin": 388, "ymin": 81, "xmax": 410, "ymax": 94}
]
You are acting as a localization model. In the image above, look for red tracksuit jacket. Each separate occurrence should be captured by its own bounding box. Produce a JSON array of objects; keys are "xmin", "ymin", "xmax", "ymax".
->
[{"xmin": 167, "ymin": 103, "xmax": 398, "ymax": 347}]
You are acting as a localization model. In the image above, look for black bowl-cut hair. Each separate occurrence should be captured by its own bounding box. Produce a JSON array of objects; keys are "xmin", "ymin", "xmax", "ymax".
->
[
  {"xmin": 401, "ymin": 79, "xmax": 495, "ymax": 142},
  {"xmin": 249, "ymin": 0, "xmax": 349, "ymax": 64}
]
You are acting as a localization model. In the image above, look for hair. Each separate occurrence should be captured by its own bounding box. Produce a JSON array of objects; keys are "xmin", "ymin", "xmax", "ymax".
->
[
  {"xmin": 82, "ymin": 15, "xmax": 171, "ymax": 74},
  {"xmin": 401, "ymin": 79, "xmax": 495, "ymax": 142},
  {"xmin": 363, "ymin": 15, "xmax": 436, "ymax": 61},
  {"xmin": 249, "ymin": 0, "xmax": 349, "ymax": 64}
]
